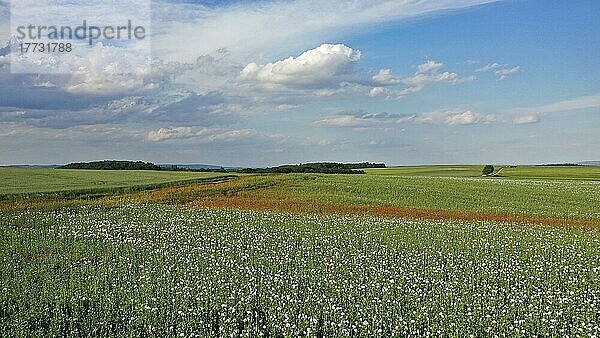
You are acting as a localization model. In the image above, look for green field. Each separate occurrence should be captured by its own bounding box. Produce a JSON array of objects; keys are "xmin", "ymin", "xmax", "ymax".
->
[
  {"xmin": 0, "ymin": 167, "xmax": 231, "ymax": 199},
  {"xmin": 3, "ymin": 167, "xmax": 600, "ymax": 221},
  {"xmin": 366, "ymin": 165, "xmax": 600, "ymax": 180},
  {"xmin": 96, "ymin": 173, "xmax": 599, "ymax": 222},
  {"xmin": 365, "ymin": 165, "xmax": 484, "ymax": 177},
  {"xmin": 1, "ymin": 166, "xmax": 600, "ymax": 336},
  {"xmin": 289, "ymin": 174, "xmax": 600, "ymax": 220}
]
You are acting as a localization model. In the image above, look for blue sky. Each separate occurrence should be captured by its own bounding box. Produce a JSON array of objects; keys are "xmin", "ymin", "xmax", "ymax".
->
[{"xmin": 0, "ymin": 0, "xmax": 598, "ymax": 166}]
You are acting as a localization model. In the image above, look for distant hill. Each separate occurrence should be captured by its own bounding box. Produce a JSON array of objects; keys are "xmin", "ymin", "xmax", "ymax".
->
[
  {"xmin": 3, "ymin": 164, "xmax": 61, "ymax": 169},
  {"xmin": 579, "ymin": 161, "xmax": 600, "ymax": 166}
]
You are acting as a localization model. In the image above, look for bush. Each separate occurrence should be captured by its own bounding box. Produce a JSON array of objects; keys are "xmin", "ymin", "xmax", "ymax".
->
[{"xmin": 482, "ymin": 165, "xmax": 495, "ymax": 176}]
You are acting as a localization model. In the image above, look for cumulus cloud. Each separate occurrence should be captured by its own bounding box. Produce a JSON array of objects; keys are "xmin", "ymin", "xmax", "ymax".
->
[
  {"xmin": 372, "ymin": 69, "xmax": 402, "ymax": 85},
  {"xmin": 402, "ymin": 71, "xmax": 458, "ymax": 89},
  {"xmin": 0, "ymin": 48, "xmax": 194, "ymax": 126},
  {"xmin": 240, "ymin": 44, "xmax": 361, "ymax": 87},
  {"xmin": 417, "ymin": 60, "xmax": 444, "ymax": 74},
  {"xmin": 368, "ymin": 87, "xmax": 388, "ymax": 97},
  {"xmin": 370, "ymin": 60, "xmax": 471, "ymax": 98},
  {"xmin": 46, "ymin": 54, "xmax": 192, "ymax": 96},
  {"xmin": 0, "ymin": 2, "xmax": 489, "ymax": 140}
]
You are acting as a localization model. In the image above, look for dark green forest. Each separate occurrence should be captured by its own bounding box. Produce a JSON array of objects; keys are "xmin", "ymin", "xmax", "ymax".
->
[{"xmin": 58, "ymin": 161, "xmax": 162, "ymax": 171}]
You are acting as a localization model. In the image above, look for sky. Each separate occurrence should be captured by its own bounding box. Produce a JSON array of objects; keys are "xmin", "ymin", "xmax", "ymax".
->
[{"xmin": 0, "ymin": 0, "xmax": 599, "ymax": 166}]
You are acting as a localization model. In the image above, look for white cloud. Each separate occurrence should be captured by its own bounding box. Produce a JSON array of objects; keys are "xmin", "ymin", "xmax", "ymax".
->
[
  {"xmin": 495, "ymin": 66, "xmax": 521, "ymax": 81},
  {"xmin": 441, "ymin": 111, "xmax": 497, "ymax": 125},
  {"xmin": 276, "ymin": 104, "xmax": 302, "ymax": 111},
  {"xmin": 402, "ymin": 71, "xmax": 458, "ymax": 88},
  {"xmin": 369, "ymin": 87, "xmax": 388, "ymax": 97},
  {"xmin": 318, "ymin": 94, "xmax": 600, "ymax": 129},
  {"xmin": 66, "ymin": 74, "xmax": 154, "ymax": 96},
  {"xmin": 314, "ymin": 115, "xmax": 379, "ymax": 128},
  {"xmin": 147, "ymin": 127, "xmax": 194, "ymax": 141},
  {"xmin": 152, "ymin": 0, "xmax": 500, "ymax": 62},
  {"xmin": 7, "ymin": 0, "xmax": 151, "ymax": 77},
  {"xmin": 240, "ymin": 44, "xmax": 361, "ymax": 87},
  {"xmin": 371, "ymin": 61, "xmax": 468, "ymax": 98},
  {"xmin": 147, "ymin": 126, "xmax": 275, "ymax": 145},
  {"xmin": 207, "ymin": 129, "xmax": 258, "ymax": 143},
  {"xmin": 475, "ymin": 62, "xmax": 521, "ymax": 81},
  {"xmin": 475, "ymin": 63, "xmax": 501, "ymax": 72},
  {"xmin": 314, "ymin": 88, "xmax": 339, "ymax": 97},
  {"xmin": 417, "ymin": 60, "xmax": 444, "ymax": 74},
  {"xmin": 506, "ymin": 95, "xmax": 600, "ymax": 124},
  {"xmin": 512, "ymin": 114, "xmax": 538, "ymax": 125},
  {"xmin": 372, "ymin": 69, "xmax": 402, "ymax": 85},
  {"xmin": 314, "ymin": 110, "xmax": 497, "ymax": 128},
  {"xmin": 1, "ymin": 44, "xmax": 187, "ymax": 97},
  {"xmin": 0, "ymin": 122, "xmax": 141, "ymax": 142},
  {"xmin": 511, "ymin": 95, "xmax": 600, "ymax": 115},
  {"xmin": 195, "ymin": 48, "xmax": 236, "ymax": 76}
]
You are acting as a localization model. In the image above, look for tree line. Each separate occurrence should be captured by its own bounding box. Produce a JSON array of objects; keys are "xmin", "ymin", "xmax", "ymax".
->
[
  {"xmin": 57, "ymin": 161, "xmax": 386, "ymax": 174},
  {"xmin": 58, "ymin": 161, "xmax": 162, "ymax": 171},
  {"xmin": 239, "ymin": 162, "xmax": 386, "ymax": 174}
]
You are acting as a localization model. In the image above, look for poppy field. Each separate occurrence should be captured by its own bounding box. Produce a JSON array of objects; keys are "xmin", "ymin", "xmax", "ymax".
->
[{"xmin": 1, "ymin": 205, "xmax": 600, "ymax": 337}]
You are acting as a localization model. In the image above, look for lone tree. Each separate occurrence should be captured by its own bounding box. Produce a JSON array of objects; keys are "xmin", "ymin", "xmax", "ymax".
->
[{"xmin": 482, "ymin": 165, "xmax": 495, "ymax": 176}]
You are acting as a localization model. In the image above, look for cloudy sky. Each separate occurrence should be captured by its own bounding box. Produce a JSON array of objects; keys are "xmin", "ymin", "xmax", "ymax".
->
[{"xmin": 0, "ymin": 0, "xmax": 599, "ymax": 166}]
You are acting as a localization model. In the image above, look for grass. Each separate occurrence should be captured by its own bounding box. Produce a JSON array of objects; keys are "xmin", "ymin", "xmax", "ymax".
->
[
  {"xmin": 107, "ymin": 174, "xmax": 599, "ymax": 225},
  {"xmin": 501, "ymin": 165, "xmax": 600, "ymax": 180},
  {"xmin": 366, "ymin": 165, "xmax": 600, "ymax": 180},
  {"xmin": 3, "ymin": 170, "xmax": 599, "ymax": 225},
  {"xmin": 366, "ymin": 165, "xmax": 484, "ymax": 177},
  {"xmin": 0, "ymin": 167, "xmax": 233, "ymax": 200}
]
